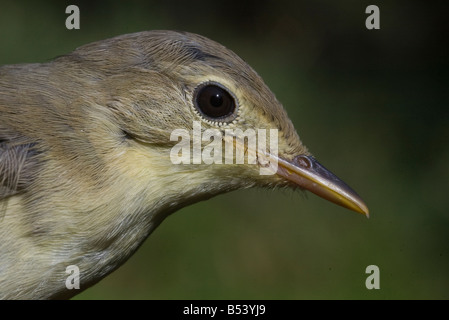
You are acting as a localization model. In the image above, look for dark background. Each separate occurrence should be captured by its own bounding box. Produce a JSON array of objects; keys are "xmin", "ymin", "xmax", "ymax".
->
[{"xmin": 1, "ymin": 0, "xmax": 448, "ymax": 299}]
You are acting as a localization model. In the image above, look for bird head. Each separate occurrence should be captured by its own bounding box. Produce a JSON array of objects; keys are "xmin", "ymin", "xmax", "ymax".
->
[
  {"xmin": 63, "ymin": 30, "xmax": 368, "ymax": 216},
  {"xmin": 0, "ymin": 30, "xmax": 368, "ymax": 299}
]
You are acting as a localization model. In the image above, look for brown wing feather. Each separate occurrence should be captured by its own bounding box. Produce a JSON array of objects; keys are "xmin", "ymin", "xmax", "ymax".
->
[{"xmin": 0, "ymin": 132, "xmax": 38, "ymax": 200}]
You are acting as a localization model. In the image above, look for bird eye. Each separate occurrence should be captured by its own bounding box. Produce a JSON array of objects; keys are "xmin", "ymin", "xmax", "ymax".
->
[{"xmin": 193, "ymin": 82, "xmax": 238, "ymax": 123}]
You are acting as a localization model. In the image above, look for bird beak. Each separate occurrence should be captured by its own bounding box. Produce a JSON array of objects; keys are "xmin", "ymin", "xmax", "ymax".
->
[
  {"xmin": 275, "ymin": 155, "xmax": 369, "ymax": 217},
  {"xmin": 224, "ymin": 134, "xmax": 368, "ymax": 216}
]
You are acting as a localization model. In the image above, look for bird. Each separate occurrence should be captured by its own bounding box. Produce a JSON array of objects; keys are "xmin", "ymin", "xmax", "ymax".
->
[{"xmin": 0, "ymin": 30, "xmax": 368, "ymax": 299}]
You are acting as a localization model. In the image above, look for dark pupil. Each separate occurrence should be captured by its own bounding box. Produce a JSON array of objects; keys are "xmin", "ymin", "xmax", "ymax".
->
[
  {"xmin": 197, "ymin": 85, "xmax": 235, "ymax": 119},
  {"xmin": 210, "ymin": 94, "xmax": 223, "ymax": 107}
]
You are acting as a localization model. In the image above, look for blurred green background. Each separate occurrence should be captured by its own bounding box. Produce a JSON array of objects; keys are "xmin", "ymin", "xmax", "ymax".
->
[{"xmin": 1, "ymin": 0, "xmax": 448, "ymax": 299}]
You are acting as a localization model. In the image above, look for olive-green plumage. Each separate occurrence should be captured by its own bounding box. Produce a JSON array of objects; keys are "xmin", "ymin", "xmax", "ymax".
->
[{"xmin": 0, "ymin": 30, "xmax": 367, "ymax": 299}]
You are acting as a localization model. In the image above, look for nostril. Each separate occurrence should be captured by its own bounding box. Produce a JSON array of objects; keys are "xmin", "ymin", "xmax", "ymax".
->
[{"xmin": 293, "ymin": 155, "xmax": 312, "ymax": 169}]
